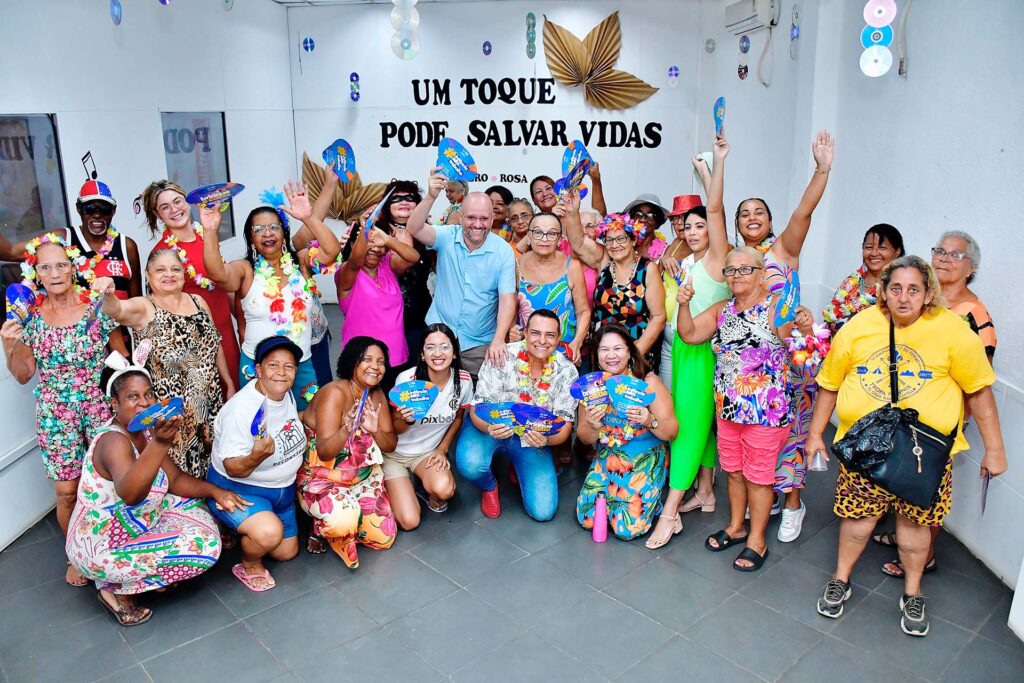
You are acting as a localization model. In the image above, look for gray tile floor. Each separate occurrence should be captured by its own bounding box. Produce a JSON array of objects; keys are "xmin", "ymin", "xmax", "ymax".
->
[{"xmin": 0, "ymin": 307, "xmax": 1021, "ymax": 682}]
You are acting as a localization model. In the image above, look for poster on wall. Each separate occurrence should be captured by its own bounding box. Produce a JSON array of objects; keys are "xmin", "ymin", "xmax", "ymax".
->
[{"xmin": 160, "ymin": 112, "xmax": 235, "ymax": 240}]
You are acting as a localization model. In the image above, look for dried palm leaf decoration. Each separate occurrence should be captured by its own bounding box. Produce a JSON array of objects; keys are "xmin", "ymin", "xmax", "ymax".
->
[
  {"xmin": 301, "ymin": 153, "xmax": 387, "ymax": 225},
  {"xmin": 543, "ymin": 11, "xmax": 658, "ymax": 110}
]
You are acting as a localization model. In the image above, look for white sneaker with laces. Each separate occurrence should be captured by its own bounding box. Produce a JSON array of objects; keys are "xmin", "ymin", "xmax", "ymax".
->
[{"xmin": 777, "ymin": 501, "xmax": 806, "ymax": 542}]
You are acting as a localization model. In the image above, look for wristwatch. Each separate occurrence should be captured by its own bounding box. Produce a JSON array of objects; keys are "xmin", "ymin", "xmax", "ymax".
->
[{"xmin": 649, "ymin": 416, "xmax": 660, "ymax": 430}]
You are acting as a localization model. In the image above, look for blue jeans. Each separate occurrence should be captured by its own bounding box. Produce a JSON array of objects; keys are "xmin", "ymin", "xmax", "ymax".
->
[
  {"xmin": 455, "ymin": 424, "xmax": 558, "ymax": 521},
  {"xmin": 206, "ymin": 468, "xmax": 298, "ymax": 538},
  {"xmin": 239, "ymin": 352, "xmax": 318, "ymax": 410}
]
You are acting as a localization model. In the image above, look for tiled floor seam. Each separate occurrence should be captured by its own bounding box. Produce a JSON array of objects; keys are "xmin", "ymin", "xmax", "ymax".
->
[{"xmin": 132, "ymin": 621, "xmax": 240, "ymax": 664}]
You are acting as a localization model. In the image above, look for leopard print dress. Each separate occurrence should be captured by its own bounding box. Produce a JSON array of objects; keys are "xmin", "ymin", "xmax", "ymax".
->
[{"xmin": 136, "ymin": 295, "xmax": 224, "ymax": 477}]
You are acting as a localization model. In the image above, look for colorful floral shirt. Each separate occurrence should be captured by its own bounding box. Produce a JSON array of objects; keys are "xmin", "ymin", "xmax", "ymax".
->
[
  {"xmin": 471, "ymin": 341, "xmax": 579, "ymax": 422},
  {"xmin": 712, "ymin": 298, "xmax": 791, "ymax": 427}
]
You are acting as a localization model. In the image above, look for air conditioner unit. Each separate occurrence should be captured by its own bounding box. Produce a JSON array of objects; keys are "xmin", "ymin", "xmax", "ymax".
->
[{"xmin": 725, "ymin": 0, "xmax": 779, "ymax": 35}]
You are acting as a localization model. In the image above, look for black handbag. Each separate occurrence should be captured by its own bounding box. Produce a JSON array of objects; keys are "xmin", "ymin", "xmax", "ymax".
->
[{"xmin": 831, "ymin": 317, "xmax": 956, "ymax": 509}]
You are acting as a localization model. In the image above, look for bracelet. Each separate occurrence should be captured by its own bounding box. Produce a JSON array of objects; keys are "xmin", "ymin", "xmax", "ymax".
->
[{"xmin": 815, "ymin": 167, "xmax": 831, "ymax": 175}]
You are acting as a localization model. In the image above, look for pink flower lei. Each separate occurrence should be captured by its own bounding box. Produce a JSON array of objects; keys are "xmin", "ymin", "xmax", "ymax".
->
[
  {"xmin": 594, "ymin": 213, "xmax": 648, "ymax": 244},
  {"xmin": 162, "ymin": 221, "xmax": 216, "ymax": 291},
  {"xmin": 20, "ymin": 232, "xmax": 92, "ymax": 305}
]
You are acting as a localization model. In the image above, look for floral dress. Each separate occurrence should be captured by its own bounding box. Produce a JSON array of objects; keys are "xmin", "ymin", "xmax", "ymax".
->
[
  {"xmin": 65, "ymin": 424, "xmax": 221, "ymax": 594},
  {"xmin": 22, "ymin": 308, "xmax": 116, "ymax": 480},
  {"xmin": 517, "ymin": 256, "xmax": 578, "ymax": 350},
  {"xmin": 712, "ymin": 298, "xmax": 791, "ymax": 428},
  {"xmin": 297, "ymin": 429, "xmax": 396, "ymax": 569},
  {"xmin": 592, "ymin": 257, "xmax": 661, "ymax": 372}
]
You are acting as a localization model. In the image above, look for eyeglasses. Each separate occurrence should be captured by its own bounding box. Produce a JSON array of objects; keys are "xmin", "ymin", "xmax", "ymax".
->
[
  {"xmin": 36, "ymin": 262, "xmax": 74, "ymax": 275},
  {"xmin": 389, "ymin": 193, "xmax": 417, "ymax": 205},
  {"xmin": 423, "ymin": 343, "xmax": 453, "ymax": 354},
  {"xmin": 604, "ymin": 235, "xmax": 631, "ymax": 246},
  {"xmin": 80, "ymin": 202, "xmax": 114, "ymax": 216},
  {"xmin": 722, "ymin": 265, "xmax": 762, "ymax": 277},
  {"xmin": 529, "ymin": 229, "xmax": 560, "ymax": 242},
  {"xmin": 931, "ymin": 247, "xmax": 968, "ymax": 262},
  {"xmin": 252, "ymin": 223, "xmax": 284, "ymax": 236},
  {"xmin": 156, "ymin": 196, "xmax": 187, "ymax": 214},
  {"xmin": 509, "ymin": 212, "xmax": 532, "ymax": 224},
  {"xmin": 630, "ymin": 210, "xmax": 657, "ymax": 221}
]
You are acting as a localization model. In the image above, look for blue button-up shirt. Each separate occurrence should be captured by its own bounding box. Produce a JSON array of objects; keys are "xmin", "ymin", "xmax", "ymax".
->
[{"xmin": 426, "ymin": 224, "xmax": 516, "ymax": 350}]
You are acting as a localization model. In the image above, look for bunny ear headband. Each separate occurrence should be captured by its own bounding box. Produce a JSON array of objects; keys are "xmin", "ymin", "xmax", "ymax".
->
[{"xmin": 104, "ymin": 339, "xmax": 153, "ymax": 397}]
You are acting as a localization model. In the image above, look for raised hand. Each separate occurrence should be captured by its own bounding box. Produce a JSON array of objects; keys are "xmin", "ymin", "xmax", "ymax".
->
[
  {"xmin": 588, "ymin": 161, "xmax": 601, "ymax": 181},
  {"xmin": 713, "ymin": 133, "xmax": 730, "ymax": 160},
  {"xmin": 198, "ymin": 203, "xmax": 222, "ymax": 235},
  {"xmin": 427, "ymin": 167, "xmax": 446, "ymax": 199},
  {"xmin": 812, "ymin": 130, "xmax": 835, "ymax": 171},
  {"xmin": 281, "ymin": 180, "xmax": 312, "ymax": 221}
]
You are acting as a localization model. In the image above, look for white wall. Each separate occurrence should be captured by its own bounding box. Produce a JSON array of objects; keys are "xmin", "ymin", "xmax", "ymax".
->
[
  {"xmin": 0, "ymin": 0, "xmax": 294, "ymax": 548},
  {"xmin": 288, "ymin": 0, "xmax": 702, "ymax": 216}
]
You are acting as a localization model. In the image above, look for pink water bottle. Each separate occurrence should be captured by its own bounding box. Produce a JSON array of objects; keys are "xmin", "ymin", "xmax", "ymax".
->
[{"xmin": 592, "ymin": 491, "xmax": 608, "ymax": 543}]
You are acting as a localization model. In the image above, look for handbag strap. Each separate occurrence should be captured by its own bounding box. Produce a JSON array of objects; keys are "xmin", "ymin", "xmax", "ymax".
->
[{"xmin": 888, "ymin": 316, "xmax": 899, "ymax": 406}]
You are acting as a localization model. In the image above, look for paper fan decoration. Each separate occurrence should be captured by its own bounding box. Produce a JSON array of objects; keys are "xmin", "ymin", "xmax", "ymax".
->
[
  {"xmin": 301, "ymin": 153, "xmax": 388, "ymax": 225},
  {"xmin": 542, "ymin": 11, "xmax": 658, "ymax": 110}
]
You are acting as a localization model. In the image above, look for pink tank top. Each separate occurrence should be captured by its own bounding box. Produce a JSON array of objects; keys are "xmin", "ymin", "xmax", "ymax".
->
[{"xmin": 338, "ymin": 253, "xmax": 408, "ymax": 365}]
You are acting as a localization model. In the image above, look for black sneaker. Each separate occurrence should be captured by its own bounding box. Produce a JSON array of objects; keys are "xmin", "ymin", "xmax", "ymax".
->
[
  {"xmin": 900, "ymin": 594, "xmax": 929, "ymax": 637},
  {"xmin": 817, "ymin": 578, "xmax": 852, "ymax": 619}
]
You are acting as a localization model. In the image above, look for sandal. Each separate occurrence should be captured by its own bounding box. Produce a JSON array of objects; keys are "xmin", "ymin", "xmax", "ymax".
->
[
  {"xmin": 881, "ymin": 557, "xmax": 938, "ymax": 578},
  {"xmin": 307, "ymin": 533, "xmax": 328, "ymax": 555},
  {"xmin": 680, "ymin": 491, "xmax": 717, "ymax": 514},
  {"xmin": 705, "ymin": 529, "xmax": 749, "ymax": 553},
  {"xmin": 416, "ymin": 488, "xmax": 448, "ymax": 513},
  {"xmin": 97, "ymin": 591, "xmax": 152, "ymax": 627},
  {"xmin": 733, "ymin": 546, "xmax": 770, "ymax": 572},
  {"xmin": 232, "ymin": 563, "xmax": 276, "ymax": 592},
  {"xmin": 645, "ymin": 513, "xmax": 683, "ymax": 550},
  {"xmin": 66, "ymin": 562, "xmax": 90, "ymax": 588},
  {"xmin": 872, "ymin": 531, "xmax": 898, "ymax": 548}
]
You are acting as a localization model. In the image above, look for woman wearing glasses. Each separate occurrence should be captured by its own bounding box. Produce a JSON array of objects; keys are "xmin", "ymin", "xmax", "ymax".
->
[
  {"xmin": 560, "ymin": 194, "xmax": 666, "ymax": 373},
  {"xmin": 202, "ymin": 182, "xmax": 341, "ymax": 408},
  {"xmin": 676, "ymin": 247, "xmax": 814, "ymax": 572},
  {"xmin": 513, "ymin": 213, "xmax": 590, "ymax": 365},
  {"xmin": 143, "ymin": 180, "xmax": 241, "ymax": 381}
]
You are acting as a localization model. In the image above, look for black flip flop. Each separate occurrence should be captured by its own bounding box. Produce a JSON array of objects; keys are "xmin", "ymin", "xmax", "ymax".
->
[
  {"xmin": 871, "ymin": 531, "xmax": 897, "ymax": 548},
  {"xmin": 733, "ymin": 547, "xmax": 769, "ymax": 572},
  {"xmin": 705, "ymin": 529, "xmax": 749, "ymax": 553},
  {"xmin": 881, "ymin": 557, "xmax": 938, "ymax": 578}
]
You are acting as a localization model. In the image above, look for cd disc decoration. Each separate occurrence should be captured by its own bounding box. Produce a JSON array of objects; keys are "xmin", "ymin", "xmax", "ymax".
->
[
  {"xmin": 859, "ymin": 0, "xmax": 896, "ymax": 77},
  {"xmin": 739, "ymin": 35, "xmax": 750, "ymax": 54},
  {"xmin": 110, "ymin": 0, "xmax": 122, "ymax": 26},
  {"xmin": 350, "ymin": 72, "xmax": 360, "ymax": 103},
  {"xmin": 302, "ymin": 36, "xmax": 315, "ymax": 53},
  {"xmin": 667, "ymin": 65, "xmax": 679, "ymax": 88},
  {"xmin": 790, "ymin": 4, "xmax": 800, "ymax": 60},
  {"xmin": 704, "ymin": 39, "xmax": 716, "ymax": 54},
  {"xmin": 482, "ymin": 40, "xmax": 492, "ymax": 56},
  {"xmin": 526, "ymin": 12, "xmax": 537, "ymax": 59},
  {"xmin": 391, "ymin": 0, "xmax": 421, "ymax": 61},
  {"xmin": 860, "ymin": 45, "xmax": 893, "ymax": 77}
]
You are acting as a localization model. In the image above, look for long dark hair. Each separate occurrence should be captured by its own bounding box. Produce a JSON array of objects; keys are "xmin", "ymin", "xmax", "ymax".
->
[
  {"xmin": 591, "ymin": 324, "xmax": 650, "ymax": 379},
  {"xmin": 336, "ymin": 336, "xmax": 391, "ymax": 381},
  {"xmin": 413, "ymin": 323, "xmax": 464, "ymax": 401},
  {"xmin": 733, "ymin": 197, "xmax": 774, "ymax": 247},
  {"xmin": 243, "ymin": 207, "xmax": 300, "ymax": 268},
  {"xmin": 377, "ymin": 179, "xmax": 422, "ymax": 232}
]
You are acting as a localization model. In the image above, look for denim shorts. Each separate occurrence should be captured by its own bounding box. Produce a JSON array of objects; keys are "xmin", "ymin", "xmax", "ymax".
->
[{"xmin": 206, "ymin": 467, "xmax": 298, "ymax": 538}]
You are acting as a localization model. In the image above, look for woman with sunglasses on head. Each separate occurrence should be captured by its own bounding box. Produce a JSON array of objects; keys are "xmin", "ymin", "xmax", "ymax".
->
[
  {"xmin": 201, "ymin": 181, "xmax": 341, "ymax": 408},
  {"xmin": 386, "ymin": 324, "xmax": 472, "ymax": 529},
  {"xmin": 731, "ymin": 130, "xmax": 836, "ymax": 540},
  {"xmin": 335, "ymin": 205, "xmax": 421, "ymax": 368},
  {"xmin": 142, "ymin": 179, "xmax": 241, "ymax": 381}
]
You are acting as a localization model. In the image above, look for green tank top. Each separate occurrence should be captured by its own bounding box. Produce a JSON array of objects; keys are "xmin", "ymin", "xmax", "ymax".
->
[{"xmin": 688, "ymin": 258, "xmax": 731, "ymax": 316}]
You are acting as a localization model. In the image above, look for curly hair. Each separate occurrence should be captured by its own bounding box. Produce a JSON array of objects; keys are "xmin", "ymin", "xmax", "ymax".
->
[{"xmin": 877, "ymin": 255, "xmax": 947, "ymax": 316}]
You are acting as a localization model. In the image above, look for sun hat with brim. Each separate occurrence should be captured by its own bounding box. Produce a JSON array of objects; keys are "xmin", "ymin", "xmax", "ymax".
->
[
  {"xmin": 667, "ymin": 194, "xmax": 703, "ymax": 218},
  {"xmin": 255, "ymin": 335, "xmax": 303, "ymax": 364},
  {"xmin": 621, "ymin": 193, "xmax": 667, "ymax": 227},
  {"xmin": 78, "ymin": 179, "xmax": 117, "ymax": 206}
]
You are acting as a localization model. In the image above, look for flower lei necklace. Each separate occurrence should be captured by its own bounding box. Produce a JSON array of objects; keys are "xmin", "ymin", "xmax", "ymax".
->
[
  {"xmin": 753, "ymin": 234, "xmax": 775, "ymax": 254},
  {"xmin": 516, "ymin": 347, "xmax": 554, "ymax": 407},
  {"xmin": 307, "ymin": 239, "xmax": 343, "ymax": 276},
  {"xmin": 254, "ymin": 252, "xmax": 310, "ymax": 342},
  {"xmin": 163, "ymin": 221, "xmax": 215, "ymax": 291},
  {"xmin": 81, "ymin": 226, "xmax": 118, "ymax": 276},
  {"xmin": 20, "ymin": 232, "xmax": 92, "ymax": 306},
  {"xmin": 822, "ymin": 264, "xmax": 876, "ymax": 327}
]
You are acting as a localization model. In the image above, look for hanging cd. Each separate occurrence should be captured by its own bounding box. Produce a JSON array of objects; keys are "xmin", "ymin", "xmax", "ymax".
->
[
  {"xmin": 863, "ymin": 0, "xmax": 897, "ymax": 29},
  {"xmin": 302, "ymin": 36, "xmax": 315, "ymax": 53},
  {"xmin": 705, "ymin": 39, "xmax": 716, "ymax": 54},
  {"xmin": 393, "ymin": 0, "xmax": 418, "ymax": 9},
  {"xmin": 860, "ymin": 24, "xmax": 893, "ymax": 48},
  {"xmin": 526, "ymin": 42, "xmax": 536, "ymax": 59},
  {"xmin": 860, "ymin": 45, "xmax": 893, "ymax": 77},
  {"xmin": 739, "ymin": 35, "xmax": 750, "ymax": 54},
  {"xmin": 110, "ymin": 0, "xmax": 122, "ymax": 25},
  {"xmin": 390, "ymin": 6, "xmax": 420, "ymax": 30},
  {"xmin": 391, "ymin": 30, "xmax": 421, "ymax": 60},
  {"xmin": 223, "ymin": 0, "xmax": 234, "ymax": 10},
  {"xmin": 526, "ymin": 12, "xmax": 536, "ymax": 28},
  {"xmin": 482, "ymin": 41, "xmax": 492, "ymax": 56},
  {"xmin": 790, "ymin": 26, "xmax": 800, "ymax": 59}
]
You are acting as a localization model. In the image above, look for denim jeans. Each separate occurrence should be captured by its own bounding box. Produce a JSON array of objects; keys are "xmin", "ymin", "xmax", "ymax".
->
[{"xmin": 455, "ymin": 424, "xmax": 558, "ymax": 521}]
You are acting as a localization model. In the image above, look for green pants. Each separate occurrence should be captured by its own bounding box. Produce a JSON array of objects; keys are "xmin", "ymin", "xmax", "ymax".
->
[{"xmin": 668, "ymin": 335, "xmax": 717, "ymax": 491}]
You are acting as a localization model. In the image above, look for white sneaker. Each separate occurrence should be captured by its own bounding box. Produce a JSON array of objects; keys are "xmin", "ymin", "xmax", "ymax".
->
[
  {"xmin": 777, "ymin": 501, "xmax": 806, "ymax": 542},
  {"xmin": 745, "ymin": 495, "xmax": 783, "ymax": 520}
]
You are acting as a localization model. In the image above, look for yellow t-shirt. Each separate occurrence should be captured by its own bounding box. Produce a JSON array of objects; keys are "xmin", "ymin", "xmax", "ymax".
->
[{"xmin": 817, "ymin": 305, "xmax": 995, "ymax": 454}]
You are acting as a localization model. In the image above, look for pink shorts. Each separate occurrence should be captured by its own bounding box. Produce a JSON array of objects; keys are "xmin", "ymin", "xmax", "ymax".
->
[{"xmin": 716, "ymin": 417, "xmax": 790, "ymax": 486}]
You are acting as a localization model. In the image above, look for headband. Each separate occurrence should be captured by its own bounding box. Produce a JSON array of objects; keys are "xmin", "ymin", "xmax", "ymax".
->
[
  {"xmin": 593, "ymin": 213, "xmax": 648, "ymax": 244},
  {"xmin": 104, "ymin": 339, "xmax": 153, "ymax": 397}
]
